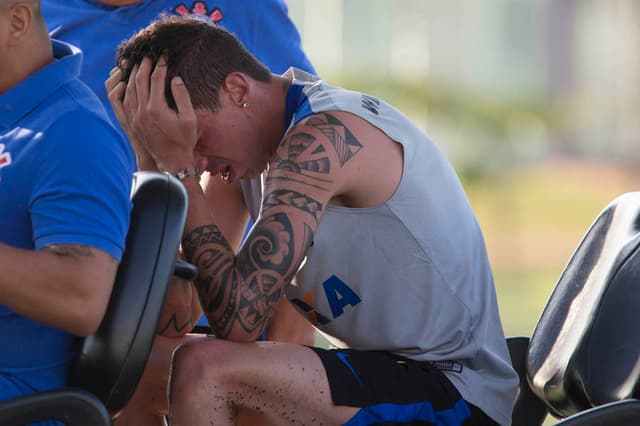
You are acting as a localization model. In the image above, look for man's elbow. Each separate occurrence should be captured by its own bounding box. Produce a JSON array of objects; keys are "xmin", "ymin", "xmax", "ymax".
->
[
  {"xmin": 68, "ymin": 315, "xmax": 101, "ymax": 337},
  {"xmin": 67, "ymin": 275, "xmax": 115, "ymax": 336},
  {"xmin": 67, "ymin": 298, "xmax": 109, "ymax": 336}
]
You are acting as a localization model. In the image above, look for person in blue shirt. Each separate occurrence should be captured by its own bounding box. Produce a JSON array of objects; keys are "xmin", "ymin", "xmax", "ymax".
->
[
  {"xmin": 0, "ymin": 0, "xmax": 135, "ymax": 416},
  {"xmin": 41, "ymin": 1, "xmax": 318, "ymax": 424}
]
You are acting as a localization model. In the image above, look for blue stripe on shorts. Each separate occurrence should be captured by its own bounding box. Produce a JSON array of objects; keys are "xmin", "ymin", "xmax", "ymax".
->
[{"xmin": 345, "ymin": 398, "xmax": 472, "ymax": 426}]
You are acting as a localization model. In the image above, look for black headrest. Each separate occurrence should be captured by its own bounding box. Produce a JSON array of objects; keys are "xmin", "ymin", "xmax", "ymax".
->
[
  {"xmin": 527, "ymin": 192, "xmax": 640, "ymax": 418},
  {"xmin": 71, "ymin": 172, "xmax": 188, "ymax": 414}
]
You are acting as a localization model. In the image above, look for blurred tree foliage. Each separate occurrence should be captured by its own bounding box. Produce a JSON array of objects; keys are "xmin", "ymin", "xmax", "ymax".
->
[{"xmin": 332, "ymin": 72, "xmax": 553, "ymax": 183}]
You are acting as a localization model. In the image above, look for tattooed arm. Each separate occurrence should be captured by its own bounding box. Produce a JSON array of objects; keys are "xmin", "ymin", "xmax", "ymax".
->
[
  {"xmin": 0, "ymin": 242, "xmax": 118, "ymax": 336},
  {"xmin": 181, "ymin": 112, "xmax": 363, "ymax": 341},
  {"xmin": 156, "ymin": 176, "xmax": 249, "ymax": 338},
  {"xmin": 156, "ymin": 272, "xmax": 202, "ymax": 337}
]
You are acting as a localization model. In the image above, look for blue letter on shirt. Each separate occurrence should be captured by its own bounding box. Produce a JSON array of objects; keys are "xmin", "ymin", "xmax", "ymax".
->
[{"xmin": 323, "ymin": 275, "xmax": 361, "ymax": 319}]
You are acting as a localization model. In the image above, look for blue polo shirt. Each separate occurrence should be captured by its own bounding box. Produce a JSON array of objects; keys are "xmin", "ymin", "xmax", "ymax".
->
[{"xmin": 0, "ymin": 40, "xmax": 135, "ymax": 399}]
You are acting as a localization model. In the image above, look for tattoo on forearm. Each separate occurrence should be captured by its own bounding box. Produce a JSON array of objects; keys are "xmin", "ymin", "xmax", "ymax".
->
[
  {"xmin": 205, "ymin": 265, "xmax": 238, "ymax": 332},
  {"xmin": 181, "ymin": 213, "xmax": 310, "ymax": 337},
  {"xmin": 237, "ymin": 213, "xmax": 294, "ymax": 273},
  {"xmin": 182, "ymin": 225, "xmax": 237, "ymax": 334},
  {"xmin": 182, "ymin": 225, "xmax": 231, "ymax": 261},
  {"xmin": 236, "ymin": 274, "xmax": 282, "ymax": 333},
  {"xmin": 234, "ymin": 213, "xmax": 296, "ymax": 333},
  {"xmin": 158, "ymin": 313, "xmax": 194, "ymax": 335}
]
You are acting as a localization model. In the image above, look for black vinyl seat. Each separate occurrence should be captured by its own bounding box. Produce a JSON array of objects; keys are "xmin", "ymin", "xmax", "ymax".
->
[
  {"xmin": 508, "ymin": 192, "xmax": 640, "ymax": 425},
  {"xmin": 0, "ymin": 171, "xmax": 190, "ymax": 426}
]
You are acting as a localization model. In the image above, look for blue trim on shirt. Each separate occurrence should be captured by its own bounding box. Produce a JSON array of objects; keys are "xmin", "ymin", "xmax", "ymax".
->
[
  {"xmin": 345, "ymin": 398, "xmax": 472, "ymax": 426},
  {"xmin": 284, "ymin": 82, "xmax": 316, "ymax": 131},
  {"xmin": 284, "ymin": 83, "xmax": 304, "ymax": 129}
]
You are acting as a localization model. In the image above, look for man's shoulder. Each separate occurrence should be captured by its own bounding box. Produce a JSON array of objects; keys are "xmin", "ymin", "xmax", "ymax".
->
[
  {"xmin": 38, "ymin": 84, "xmax": 133, "ymax": 169},
  {"xmin": 57, "ymin": 77, "xmax": 114, "ymax": 124},
  {"xmin": 36, "ymin": 81, "xmax": 117, "ymax": 140}
]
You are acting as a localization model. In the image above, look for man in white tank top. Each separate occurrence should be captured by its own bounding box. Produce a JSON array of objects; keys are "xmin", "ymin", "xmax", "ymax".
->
[{"xmin": 107, "ymin": 16, "xmax": 518, "ymax": 426}]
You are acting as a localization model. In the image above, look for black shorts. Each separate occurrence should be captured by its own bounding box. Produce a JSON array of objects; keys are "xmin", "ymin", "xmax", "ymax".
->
[{"xmin": 309, "ymin": 347, "xmax": 498, "ymax": 426}]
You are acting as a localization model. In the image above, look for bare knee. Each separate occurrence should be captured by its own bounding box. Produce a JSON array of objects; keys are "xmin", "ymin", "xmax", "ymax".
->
[
  {"xmin": 171, "ymin": 338, "xmax": 211, "ymax": 394},
  {"xmin": 169, "ymin": 339, "xmax": 239, "ymax": 401}
]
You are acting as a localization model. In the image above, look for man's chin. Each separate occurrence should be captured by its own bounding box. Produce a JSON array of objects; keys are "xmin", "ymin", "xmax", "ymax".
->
[{"xmin": 243, "ymin": 170, "xmax": 260, "ymax": 180}]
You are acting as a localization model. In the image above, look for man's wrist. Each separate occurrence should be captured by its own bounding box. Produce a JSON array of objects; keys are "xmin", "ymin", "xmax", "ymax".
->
[{"xmin": 173, "ymin": 166, "xmax": 201, "ymax": 182}]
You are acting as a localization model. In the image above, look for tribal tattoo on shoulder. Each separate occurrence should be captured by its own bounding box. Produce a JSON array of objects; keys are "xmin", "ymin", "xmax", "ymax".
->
[
  {"xmin": 268, "ymin": 112, "xmax": 363, "ymax": 189},
  {"xmin": 305, "ymin": 112, "xmax": 363, "ymax": 166},
  {"xmin": 182, "ymin": 112, "xmax": 364, "ymax": 339}
]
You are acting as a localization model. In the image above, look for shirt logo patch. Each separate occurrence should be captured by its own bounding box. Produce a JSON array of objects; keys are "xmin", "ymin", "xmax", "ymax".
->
[
  {"xmin": 0, "ymin": 144, "xmax": 12, "ymax": 169},
  {"xmin": 173, "ymin": 2, "xmax": 223, "ymax": 24},
  {"xmin": 429, "ymin": 360, "xmax": 464, "ymax": 373},
  {"xmin": 361, "ymin": 94, "xmax": 380, "ymax": 115}
]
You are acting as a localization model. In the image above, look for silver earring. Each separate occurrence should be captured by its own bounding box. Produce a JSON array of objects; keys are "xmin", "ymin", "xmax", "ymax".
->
[
  {"xmin": 241, "ymin": 101, "xmax": 249, "ymax": 108},
  {"xmin": 221, "ymin": 167, "xmax": 230, "ymax": 183}
]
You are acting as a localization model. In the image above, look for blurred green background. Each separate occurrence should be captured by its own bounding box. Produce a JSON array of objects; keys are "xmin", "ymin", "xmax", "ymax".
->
[{"xmin": 286, "ymin": 0, "xmax": 640, "ymax": 340}]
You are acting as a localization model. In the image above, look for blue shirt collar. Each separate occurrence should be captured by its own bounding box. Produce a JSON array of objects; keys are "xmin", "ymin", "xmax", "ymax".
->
[
  {"xmin": 284, "ymin": 83, "xmax": 305, "ymax": 130},
  {"xmin": 0, "ymin": 39, "xmax": 82, "ymax": 130}
]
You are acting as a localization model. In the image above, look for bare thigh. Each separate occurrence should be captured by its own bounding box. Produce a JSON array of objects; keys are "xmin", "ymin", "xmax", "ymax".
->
[{"xmin": 170, "ymin": 339, "xmax": 358, "ymax": 426}]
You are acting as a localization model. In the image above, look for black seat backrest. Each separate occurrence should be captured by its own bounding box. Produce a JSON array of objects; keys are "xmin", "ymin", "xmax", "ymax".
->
[
  {"xmin": 70, "ymin": 171, "xmax": 188, "ymax": 415},
  {"xmin": 527, "ymin": 192, "xmax": 640, "ymax": 418},
  {"xmin": 507, "ymin": 336, "xmax": 549, "ymax": 426}
]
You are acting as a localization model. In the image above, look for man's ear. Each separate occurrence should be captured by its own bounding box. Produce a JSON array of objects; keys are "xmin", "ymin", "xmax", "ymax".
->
[
  {"xmin": 222, "ymin": 72, "xmax": 250, "ymax": 107},
  {"xmin": 6, "ymin": 2, "xmax": 34, "ymax": 46}
]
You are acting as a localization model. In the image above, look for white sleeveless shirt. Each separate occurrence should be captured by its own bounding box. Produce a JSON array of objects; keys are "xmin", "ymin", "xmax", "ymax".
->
[{"xmin": 239, "ymin": 68, "xmax": 518, "ymax": 425}]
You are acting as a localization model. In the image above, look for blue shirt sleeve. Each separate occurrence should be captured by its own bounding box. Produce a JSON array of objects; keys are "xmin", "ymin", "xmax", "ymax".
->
[
  {"xmin": 245, "ymin": 0, "xmax": 316, "ymax": 75},
  {"xmin": 29, "ymin": 109, "xmax": 134, "ymax": 261}
]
